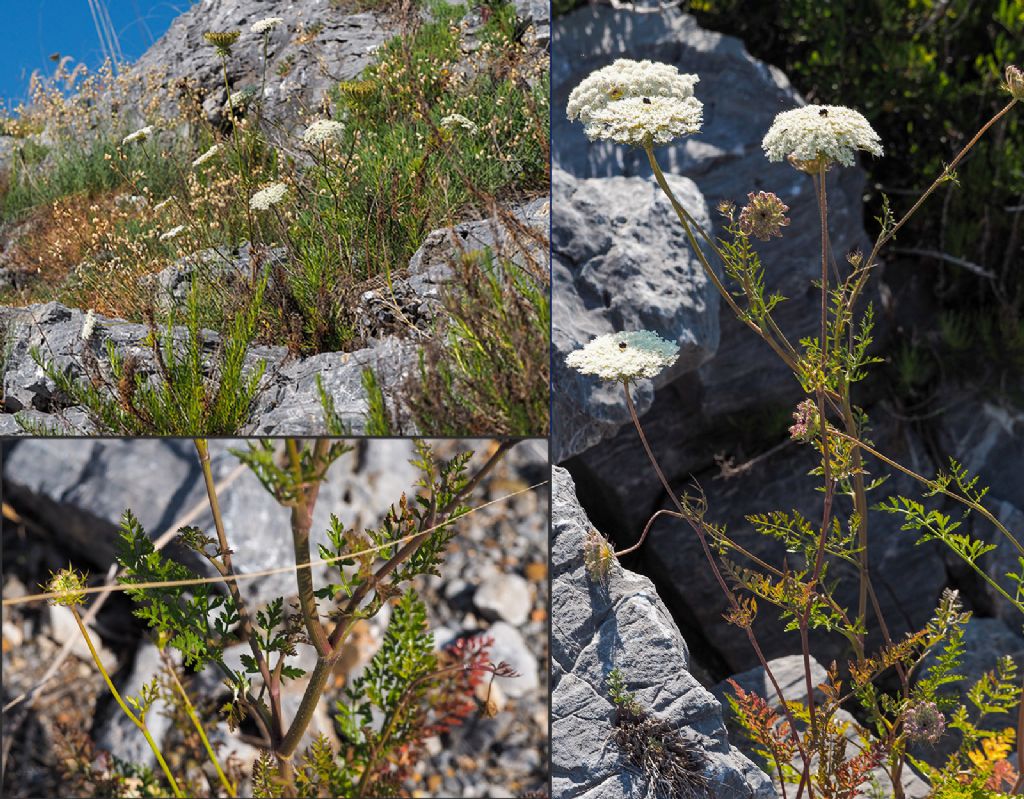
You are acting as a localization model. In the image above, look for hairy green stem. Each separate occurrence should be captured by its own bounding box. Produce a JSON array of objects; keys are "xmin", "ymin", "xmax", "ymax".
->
[{"xmin": 72, "ymin": 607, "xmax": 184, "ymax": 798}]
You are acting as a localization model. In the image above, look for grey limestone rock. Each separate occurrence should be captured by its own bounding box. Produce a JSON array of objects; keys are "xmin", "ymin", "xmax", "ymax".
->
[
  {"xmin": 133, "ymin": 0, "xmax": 391, "ymax": 129},
  {"xmin": 552, "ymin": 167, "xmax": 718, "ymax": 462},
  {"xmin": 552, "ymin": 466, "xmax": 775, "ymax": 799},
  {"xmin": 0, "ymin": 301, "xmax": 279, "ymax": 424}
]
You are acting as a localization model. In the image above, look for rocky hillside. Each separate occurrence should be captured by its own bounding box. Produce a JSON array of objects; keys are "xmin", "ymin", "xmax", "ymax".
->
[{"xmin": 0, "ymin": 0, "xmax": 551, "ymax": 436}]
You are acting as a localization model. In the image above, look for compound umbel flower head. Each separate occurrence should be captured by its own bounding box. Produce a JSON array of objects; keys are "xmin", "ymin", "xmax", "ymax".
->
[
  {"xmin": 567, "ymin": 59, "xmax": 703, "ymax": 147},
  {"xmin": 566, "ymin": 330, "xmax": 679, "ymax": 383},
  {"xmin": 763, "ymin": 104, "xmax": 882, "ymax": 172},
  {"xmin": 204, "ymin": 30, "xmax": 240, "ymax": 58}
]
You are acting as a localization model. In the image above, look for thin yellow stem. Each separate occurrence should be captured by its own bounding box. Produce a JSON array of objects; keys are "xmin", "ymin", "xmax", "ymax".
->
[
  {"xmin": 161, "ymin": 646, "xmax": 237, "ymax": 797},
  {"xmin": 72, "ymin": 608, "xmax": 184, "ymax": 798}
]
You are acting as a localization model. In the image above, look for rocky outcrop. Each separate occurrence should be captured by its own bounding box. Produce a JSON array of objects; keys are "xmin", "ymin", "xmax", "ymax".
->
[
  {"xmin": 0, "ymin": 299, "xmax": 417, "ymax": 435},
  {"xmin": 134, "ymin": 0, "xmax": 389, "ymax": 127},
  {"xmin": 552, "ymin": 466, "xmax": 775, "ymax": 799},
  {"xmin": 0, "ymin": 196, "xmax": 549, "ymax": 435},
  {"xmin": 552, "ymin": 3, "xmax": 873, "ymax": 467},
  {"xmin": 125, "ymin": 0, "xmax": 547, "ymax": 128}
]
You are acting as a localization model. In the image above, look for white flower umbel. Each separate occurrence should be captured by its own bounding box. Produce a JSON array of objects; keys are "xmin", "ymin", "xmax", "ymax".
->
[
  {"xmin": 440, "ymin": 113, "xmax": 479, "ymax": 135},
  {"xmin": 762, "ymin": 105, "xmax": 883, "ymax": 170},
  {"xmin": 250, "ymin": 182, "xmax": 289, "ymax": 211},
  {"xmin": 152, "ymin": 198, "xmax": 173, "ymax": 213},
  {"xmin": 121, "ymin": 125, "xmax": 154, "ymax": 145},
  {"xmin": 251, "ymin": 17, "xmax": 284, "ymax": 34},
  {"xmin": 566, "ymin": 330, "xmax": 679, "ymax": 382},
  {"xmin": 227, "ymin": 87, "xmax": 258, "ymax": 110},
  {"xmin": 302, "ymin": 119, "xmax": 346, "ymax": 147},
  {"xmin": 81, "ymin": 310, "xmax": 97, "ymax": 341},
  {"xmin": 567, "ymin": 59, "xmax": 702, "ymax": 146},
  {"xmin": 159, "ymin": 225, "xmax": 186, "ymax": 242},
  {"xmin": 192, "ymin": 143, "xmax": 223, "ymax": 168}
]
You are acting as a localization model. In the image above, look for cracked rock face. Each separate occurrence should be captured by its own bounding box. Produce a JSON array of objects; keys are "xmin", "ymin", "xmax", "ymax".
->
[
  {"xmin": 552, "ymin": 167, "xmax": 719, "ymax": 463},
  {"xmin": 133, "ymin": 0, "xmax": 392, "ymax": 128},
  {"xmin": 552, "ymin": 466, "xmax": 775, "ymax": 799}
]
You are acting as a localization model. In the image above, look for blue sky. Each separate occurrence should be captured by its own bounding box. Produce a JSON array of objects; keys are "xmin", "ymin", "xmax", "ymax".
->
[{"xmin": 2, "ymin": 0, "xmax": 192, "ymax": 110}]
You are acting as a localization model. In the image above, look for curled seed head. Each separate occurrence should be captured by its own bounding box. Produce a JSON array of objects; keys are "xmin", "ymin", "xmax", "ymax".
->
[
  {"xmin": 1006, "ymin": 65, "xmax": 1024, "ymax": 101},
  {"xmin": 45, "ymin": 566, "xmax": 88, "ymax": 607}
]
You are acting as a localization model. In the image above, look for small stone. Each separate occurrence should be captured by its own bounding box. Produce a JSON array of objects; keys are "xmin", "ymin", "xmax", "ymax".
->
[
  {"xmin": 474, "ymin": 571, "xmax": 532, "ymax": 626},
  {"xmin": 2, "ymin": 576, "xmax": 27, "ymax": 600},
  {"xmin": 2, "ymin": 620, "xmax": 22, "ymax": 649},
  {"xmin": 524, "ymin": 561, "xmax": 547, "ymax": 582},
  {"xmin": 485, "ymin": 621, "xmax": 539, "ymax": 699},
  {"xmin": 46, "ymin": 605, "xmax": 118, "ymax": 673}
]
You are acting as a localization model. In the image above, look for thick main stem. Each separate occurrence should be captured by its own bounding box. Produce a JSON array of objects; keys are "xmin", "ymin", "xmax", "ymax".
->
[
  {"xmin": 279, "ymin": 441, "xmax": 514, "ymax": 766},
  {"xmin": 286, "ymin": 439, "xmax": 330, "ymax": 657}
]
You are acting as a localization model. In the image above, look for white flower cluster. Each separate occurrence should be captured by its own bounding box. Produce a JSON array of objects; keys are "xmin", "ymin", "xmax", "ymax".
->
[
  {"xmin": 121, "ymin": 125, "xmax": 154, "ymax": 145},
  {"xmin": 227, "ymin": 88, "xmax": 258, "ymax": 109},
  {"xmin": 251, "ymin": 17, "xmax": 284, "ymax": 34},
  {"xmin": 440, "ymin": 113, "xmax": 479, "ymax": 135},
  {"xmin": 250, "ymin": 181, "xmax": 289, "ymax": 210},
  {"xmin": 153, "ymin": 197, "xmax": 173, "ymax": 213},
  {"xmin": 159, "ymin": 225, "xmax": 186, "ymax": 242},
  {"xmin": 302, "ymin": 119, "xmax": 346, "ymax": 147},
  {"xmin": 192, "ymin": 143, "xmax": 223, "ymax": 168},
  {"xmin": 566, "ymin": 330, "xmax": 679, "ymax": 382},
  {"xmin": 81, "ymin": 310, "xmax": 97, "ymax": 341},
  {"xmin": 762, "ymin": 105, "xmax": 883, "ymax": 169},
  {"xmin": 567, "ymin": 59, "xmax": 703, "ymax": 146}
]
